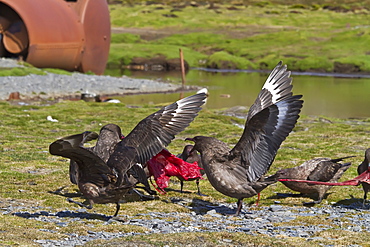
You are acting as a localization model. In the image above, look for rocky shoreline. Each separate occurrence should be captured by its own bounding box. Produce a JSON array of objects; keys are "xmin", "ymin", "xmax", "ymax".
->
[{"xmin": 0, "ymin": 58, "xmax": 194, "ymax": 102}]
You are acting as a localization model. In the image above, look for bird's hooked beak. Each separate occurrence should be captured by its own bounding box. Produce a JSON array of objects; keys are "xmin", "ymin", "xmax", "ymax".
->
[{"xmin": 185, "ymin": 137, "xmax": 197, "ymax": 153}]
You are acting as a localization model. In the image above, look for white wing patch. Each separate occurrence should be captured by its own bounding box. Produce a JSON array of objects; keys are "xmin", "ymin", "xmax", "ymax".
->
[
  {"xmin": 163, "ymin": 88, "xmax": 208, "ymax": 125},
  {"xmin": 262, "ymin": 64, "xmax": 290, "ymax": 104},
  {"xmin": 200, "ymin": 88, "xmax": 208, "ymax": 104}
]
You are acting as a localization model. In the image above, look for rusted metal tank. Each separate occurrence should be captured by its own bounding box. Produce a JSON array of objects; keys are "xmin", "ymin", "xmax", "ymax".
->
[{"xmin": 0, "ymin": 0, "xmax": 110, "ymax": 74}]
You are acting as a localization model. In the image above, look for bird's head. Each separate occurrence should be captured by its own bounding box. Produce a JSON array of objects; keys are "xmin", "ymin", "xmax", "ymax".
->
[
  {"xmin": 274, "ymin": 168, "xmax": 290, "ymax": 179},
  {"xmin": 185, "ymin": 136, "xmax": 218, "ymax": 154}
]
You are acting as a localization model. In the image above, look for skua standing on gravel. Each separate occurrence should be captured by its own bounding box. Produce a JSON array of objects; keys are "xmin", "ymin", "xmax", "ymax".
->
[{"xmin": 186, "ymin": 61, "xmax": 303, "ymax": 215}]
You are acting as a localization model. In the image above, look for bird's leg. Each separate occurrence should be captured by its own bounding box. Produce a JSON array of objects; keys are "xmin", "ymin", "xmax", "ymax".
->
[
  {"xmin": 196, "ymin": 179, "xmax": 207, "ymax": 196},
  {"xmin": 149, "ymin": 177, "xmax": 166, "ymax": 195},
  {"xmin": 113, "ymin": 202, "xmax": 120, "ymax": 217},
  {"xmin": 304, "ymin": 193, "xmax": 324, "ymax": 206},
  {"xmin": 363, "ymin": 191, "xmax": 368, "ymax": 208},
  {"xmin": 67, "ymin": 198, "xmax": 93, "ymax": 209},
  {"xmin": 255, "ymin": 193, "xmax": 260, "ymax": 206},
  {"xmin": 180, "ymin": 181, "xmax": 184, "ymax": 193},
  {"xmin": 141, "ymin": 179, "xmax": 157, "ymax": 195},
  {"xmin": 234, "ymin": 199, "xmax": 243, "ymax": 216}
]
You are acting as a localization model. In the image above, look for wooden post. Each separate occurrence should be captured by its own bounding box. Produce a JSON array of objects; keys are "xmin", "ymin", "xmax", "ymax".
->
[
  {"xmin": 180, "ymin": 48, "xmax": 186, "ymax": 88},
  {"xmin": 179, "ymin": 48, "xmax": 186, "ymax": 99}
]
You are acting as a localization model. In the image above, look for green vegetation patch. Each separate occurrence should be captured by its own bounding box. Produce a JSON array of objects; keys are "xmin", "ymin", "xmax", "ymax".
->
[
  {"xmin": 0, "ymin": 67, "xmax": 46, "ymax": 76},
  {"xmin": 0, "ymin": 66, "xmax": 73, "ymax": 77},
  {"xmin": 205, "ymin": 51, "xmax": 257, "ymax": 70}
]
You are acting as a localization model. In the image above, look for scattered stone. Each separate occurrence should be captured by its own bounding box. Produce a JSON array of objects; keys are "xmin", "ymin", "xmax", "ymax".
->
[{"xmin": 269, "ymin": 205, "xmax": 284, "ymax": 212}]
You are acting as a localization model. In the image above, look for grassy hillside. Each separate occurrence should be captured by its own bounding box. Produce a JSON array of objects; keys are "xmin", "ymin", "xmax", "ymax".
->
[{"xmin": 108, "ymin": 1, "xmax": 370, "ymax": 73}]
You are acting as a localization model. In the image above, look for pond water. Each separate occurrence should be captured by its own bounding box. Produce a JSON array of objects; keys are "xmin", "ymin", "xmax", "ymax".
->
[{"xmin": 106, "ymin": 68, "xmax": 370, "ymax": 119}]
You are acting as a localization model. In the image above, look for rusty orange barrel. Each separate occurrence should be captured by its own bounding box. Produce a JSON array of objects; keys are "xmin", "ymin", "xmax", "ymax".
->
[{"xmin": 0, "ymin": 0, "xmax": 110, "ymax": 74}]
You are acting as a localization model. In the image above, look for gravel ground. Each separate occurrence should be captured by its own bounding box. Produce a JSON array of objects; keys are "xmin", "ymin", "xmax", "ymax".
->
[
  {"xmin": 0, "ymin": 58, "xmax": 190, "ymax": 101},
  {"xmin": 2, "ymin": 197, "xmax": 369, "ymax": 247}
]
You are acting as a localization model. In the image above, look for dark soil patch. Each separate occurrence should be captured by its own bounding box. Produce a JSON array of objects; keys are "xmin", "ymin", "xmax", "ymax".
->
[
  {"xmin": 334, "ymin": 62, "xmax": 361, "ymax": 73},
  {"xmin": 127, "ymin": 55, "xmax": 189, "ymax": 71}
]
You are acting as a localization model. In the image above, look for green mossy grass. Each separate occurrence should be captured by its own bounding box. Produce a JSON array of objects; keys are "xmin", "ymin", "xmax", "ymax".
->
[
  {"xmin": 0, "ymin": 98, "xmax": 369, "ymax": 245},
  {"xmin": 108, "ymin": 1, "xmax": 370, "ymax": 72},
  {"xmin": 0, "ymin": 67, "xmax": 46, "ymax": 76},
  {"xmin": 108, "ymin": 43, "xmax": 206, "ymax": 69},
  {"xmin": 0, "ymin": 65, "xmax": 73, "ymax": 77}
]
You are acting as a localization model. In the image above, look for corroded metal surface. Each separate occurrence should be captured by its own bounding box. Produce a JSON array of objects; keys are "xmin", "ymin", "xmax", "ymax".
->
[{"xmin": 0, "ymin": 0, "xmax": 110, "ymax": 74}]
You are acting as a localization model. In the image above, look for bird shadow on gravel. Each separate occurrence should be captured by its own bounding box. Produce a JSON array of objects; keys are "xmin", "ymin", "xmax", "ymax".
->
[
  {"xmin": 13, "ymin": 210, "xmax": 113, "ymax": 221},
  {"xmin": 170, "ymin": 197, "xmax": 237, "ymax": 215},
  {"xmin": 332, "ymin": 197, "xmax": 370, "ymax": 210},
  {"xmin": 269, "ymin": 193, "xmax": 370, "ymax": 210},
  {"xmin": 269, "ymin": 192, "xmax": 333, "ymax": 206},
  {"xmin": 10, "ymin": 187, "xmax": 115, "ymax": 222}
]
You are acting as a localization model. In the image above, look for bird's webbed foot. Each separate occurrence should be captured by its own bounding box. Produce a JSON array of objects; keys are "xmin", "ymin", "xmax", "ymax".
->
[
  {"xmin": 67, "ymin": 198, "xmax": 93, "ymax": 209},
  {"xmin": 303, "ymin": 199, "xmax": 321, "ymax": 206},
  {"xmin": 196, "ymin": 192, "xmax": 208, "ymax": 197},
  {"xmin": 132, "ymin": 188, "xmax": 158, "ymax": 201}
]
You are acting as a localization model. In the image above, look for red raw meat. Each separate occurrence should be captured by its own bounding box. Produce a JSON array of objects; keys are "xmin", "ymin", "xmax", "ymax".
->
[{"xmin": 147, "ymin": 149, "xmax": 203, "ymax": 193}]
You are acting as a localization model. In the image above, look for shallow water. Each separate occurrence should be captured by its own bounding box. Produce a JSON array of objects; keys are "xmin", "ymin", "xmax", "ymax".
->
[{"xmin": 107, "ymin": 68, "xmax": 370, "ymax": 119}]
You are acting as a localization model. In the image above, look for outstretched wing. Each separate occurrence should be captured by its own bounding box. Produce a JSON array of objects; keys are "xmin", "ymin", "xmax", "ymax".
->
[
  {"xmin": 230, "ymin": 62, "xmax": 303, "ymax": 182},
  {"xmin": 107, "ymin": 88, "xmax": 208, "ymax": 176},
  {"xmin": 246, "ymin": 61, "xmax": 293, "ymax": 120},
  {"xmin": 50, "ymin": 133, "xmax": 115, "ymax": 186},
  {"xmin": 54, "ymin": 131, "xmax": 98, "ymax": 149},
  {"xmin": 56, "ymin": 131, "xmax": 99, "ymax": 185}
]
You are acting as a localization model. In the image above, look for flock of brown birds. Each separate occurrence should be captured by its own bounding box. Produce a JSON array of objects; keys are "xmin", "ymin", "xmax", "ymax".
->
[{"xmin": 49, "ymin": 61, "xmax": 370, "ymax": 217}]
